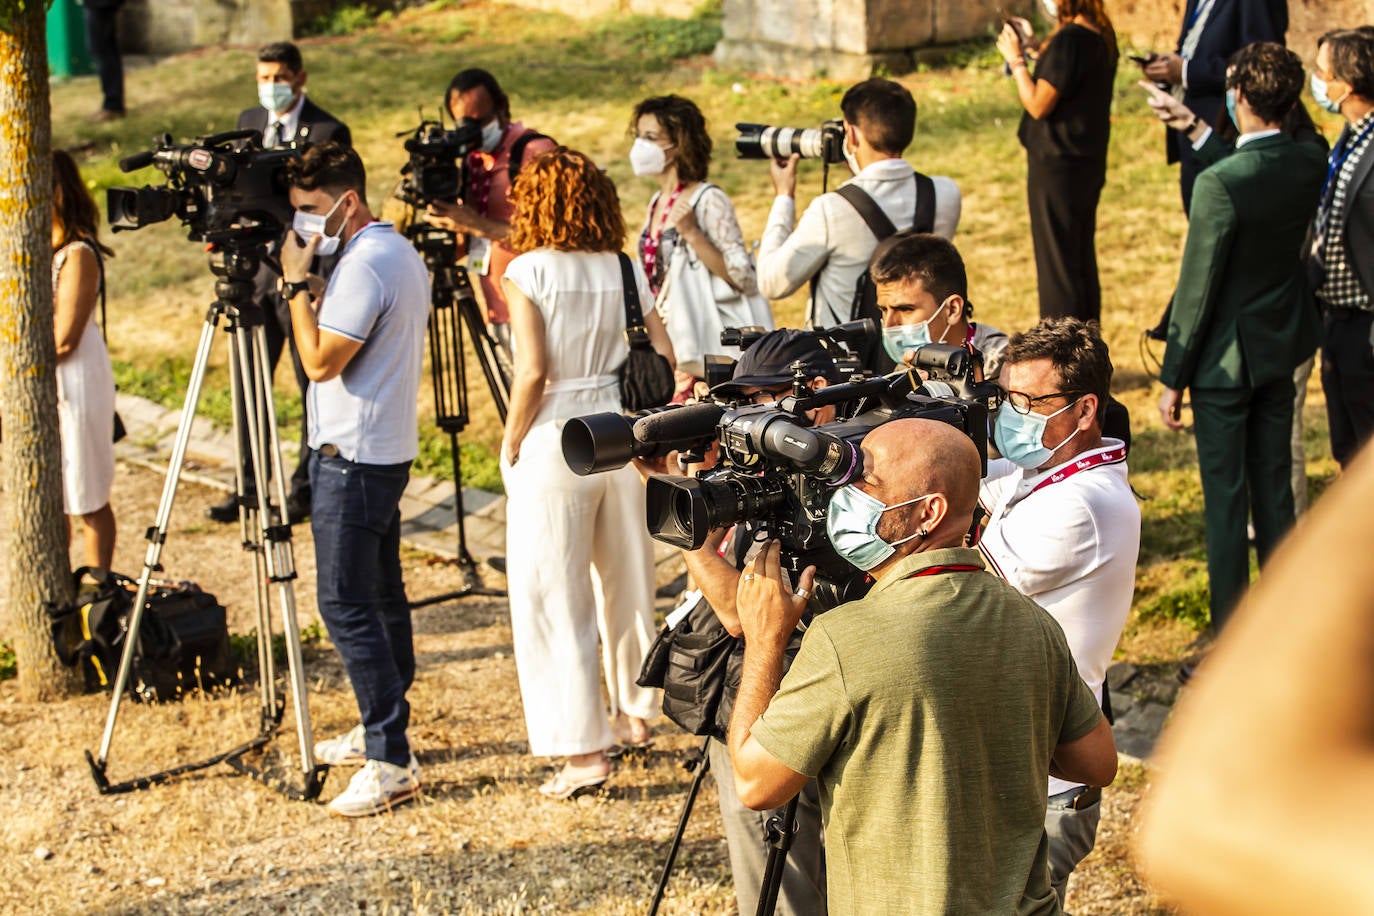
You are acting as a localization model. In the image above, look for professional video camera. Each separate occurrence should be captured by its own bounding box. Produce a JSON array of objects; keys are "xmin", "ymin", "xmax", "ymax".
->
[
  {"xmin": 735, "ymin": 119, "xmax": 845, "ymax": 164},
  {"xmin": 564, "ymin": 342, "xmax": 996, "ymax": 609},
  {"xmin": 106, "ymin": 130, "xmax": 297, "ymax": 245},
  {"xmin": 394, "ymin": 117, "xmax": 484, "ymax": 208}
]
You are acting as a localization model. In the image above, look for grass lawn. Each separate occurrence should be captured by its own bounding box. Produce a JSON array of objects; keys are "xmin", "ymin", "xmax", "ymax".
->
[{"xmin": 49, "ymin": 0, "xmax": 1343, "ymax": 643}]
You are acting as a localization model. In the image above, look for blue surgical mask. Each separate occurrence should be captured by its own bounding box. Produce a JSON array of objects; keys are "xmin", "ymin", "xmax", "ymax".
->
[
  {"xmin": 480, "ymin": 118, "xmax": 504, "ymax": 153},
  {"xmin": 993, "ymin": 397, "xmax": 1081, "ymax": 469},
  {"xmin": 258, "ymin": 82, "xmax": 295, "ymax": 114},
  {"xmin": 826, "ymin": 486, "xmax": 932, "ymax": 572},
  {"xmin": 1225, "ymin": 88, "xmax": 1239, "ymax": 130},
  {"xmin": 1311, "ymin": 73, "xmax": 1347, "ymax": 115},
  {"xmin": 292, "ymin": 193, "xmax": 347, "ymax": 257},
  {"xmin": 880, "ymin": 298, "xmax": 955, "ymax": 364}
]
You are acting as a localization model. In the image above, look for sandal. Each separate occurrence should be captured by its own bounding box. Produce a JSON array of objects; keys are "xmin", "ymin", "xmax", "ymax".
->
[
  {"xmin": 538, "ymin": 764, "xmax": 609, "ymax": 800},
  {"xmin": 610, "ymin": 716, "xmax": 654, "ymax": 752}
]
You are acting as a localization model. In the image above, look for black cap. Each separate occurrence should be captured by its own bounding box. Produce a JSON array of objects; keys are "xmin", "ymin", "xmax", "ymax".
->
[{"xmin": 711, "ymin": 328, "xmax": 840, "ymax": 396}]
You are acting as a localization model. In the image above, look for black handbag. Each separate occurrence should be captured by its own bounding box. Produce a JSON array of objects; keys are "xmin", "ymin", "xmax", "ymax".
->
[{"xmin": 615, "ymin": 251, "xmax": 675, "ymax": 411}]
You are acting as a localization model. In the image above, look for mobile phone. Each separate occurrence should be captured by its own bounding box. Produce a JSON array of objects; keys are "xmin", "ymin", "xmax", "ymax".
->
[{"xmin": 1130, "ymin": 52, "xmax": 1158, "ymax": 66}]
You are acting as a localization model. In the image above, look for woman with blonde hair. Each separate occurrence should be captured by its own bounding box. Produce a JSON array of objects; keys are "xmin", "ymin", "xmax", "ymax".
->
[
  {"xmin": 997, "ymin": 0, "xmax": 1118, "ymax": 323},
  {"xmin": 500, "ymin": 147, "xmax": 674, "ymax": 798},
  {"xmin": 51, "ymin": 149, "xmax": 118, "ymax": 570}
]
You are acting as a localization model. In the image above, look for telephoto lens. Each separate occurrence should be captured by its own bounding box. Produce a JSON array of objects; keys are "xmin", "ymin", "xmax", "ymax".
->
[{"xmin": 734, "ymin": 121, "xmax": 844, "ymax": 163}]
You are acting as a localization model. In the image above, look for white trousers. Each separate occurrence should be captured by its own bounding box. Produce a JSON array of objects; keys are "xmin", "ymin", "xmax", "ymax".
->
[{"xmin": 502, "ymin": 420, "xmax": 660, "ymax": 757}]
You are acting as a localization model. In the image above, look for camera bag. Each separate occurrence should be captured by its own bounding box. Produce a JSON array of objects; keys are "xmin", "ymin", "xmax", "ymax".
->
[
  {"xmin": 616, "ymin": 251, "xmax": 676, "ymax": 411},
  {"xmin": 638, "ymin": 592, "xmax": 738, "ymax": 739},
  {"xmin": 47, "ymin": 567, "xmax": 235, "ymax": 702}
]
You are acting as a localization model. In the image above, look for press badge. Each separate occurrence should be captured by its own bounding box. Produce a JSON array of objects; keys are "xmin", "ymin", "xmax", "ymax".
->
[{"xmin": 468, "ymin": 236, "xmax": 492, "ymax": 276}]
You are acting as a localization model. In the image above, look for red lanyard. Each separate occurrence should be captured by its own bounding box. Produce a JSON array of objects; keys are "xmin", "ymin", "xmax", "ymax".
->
[
  {"xmin": 904, "ymin": 564, "xmax": 981, "ymax": 580},
  {"xmin": 465, "ymin": 125, "xmax": 511, "ymax": 218},
  {"xmin": 642, "ymin": 183, "xmax": 683, "ymax": 296},
  {"xmin": 1028, "ymin": 445, "xmax": 1127, "ymax": 496}
]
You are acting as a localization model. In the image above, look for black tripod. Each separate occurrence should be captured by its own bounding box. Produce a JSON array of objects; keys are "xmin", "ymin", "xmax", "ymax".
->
[
  {"xmin": 85, "ymin": 241, "xmax": 326, "ymax": 801},
  {"xmin": 406, "ymin": 225, "xmax": 510, "ymax": 607},
  {"xmin": 648, "ymin": 736, "xmax": 803, "ymax": 916}
]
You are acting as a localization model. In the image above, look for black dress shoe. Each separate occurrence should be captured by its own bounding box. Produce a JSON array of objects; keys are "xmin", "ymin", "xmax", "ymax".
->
[
  {"xmin": 206, "ymin": 494, "xmax": 240, "ymax": 524},
  {"xmin": 285, "ymin": 490, "xmax": 312, "ymax": 523}
]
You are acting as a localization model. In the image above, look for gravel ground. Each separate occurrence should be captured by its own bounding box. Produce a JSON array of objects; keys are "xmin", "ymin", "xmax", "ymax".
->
[{"xmin": 0, "ymin": 461, "xmax": 1171, "ymax": 914}]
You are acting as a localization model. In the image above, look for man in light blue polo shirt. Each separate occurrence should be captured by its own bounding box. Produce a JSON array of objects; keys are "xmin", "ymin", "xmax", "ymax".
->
[{"xmin": 281, "ymin": 142, "xmax": 430, "ymax": 817}]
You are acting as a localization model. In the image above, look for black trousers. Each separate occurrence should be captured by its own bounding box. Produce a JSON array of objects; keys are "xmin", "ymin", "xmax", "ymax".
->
[
  {"xmin": 83, "ymin": 3, "xmax": 124, "ymax": 113},
  {"xmin": 1320, "ymin": 308, "xmax": 1374, "ymax": 468},
  {"xmin": 1027, "ymin": 154, "xmax": 1104, "ymax": 324}
]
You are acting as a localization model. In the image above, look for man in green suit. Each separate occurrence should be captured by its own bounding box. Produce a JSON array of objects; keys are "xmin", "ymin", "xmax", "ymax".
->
[{"xmin": 1158, "ymin": 41, "xmax": 1325, "ymax": 633}]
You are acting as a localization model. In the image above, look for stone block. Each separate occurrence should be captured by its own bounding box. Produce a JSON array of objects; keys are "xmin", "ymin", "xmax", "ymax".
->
[{"xmin": 121, "ymin": 0, "xmax": 292, "ymax": 56}]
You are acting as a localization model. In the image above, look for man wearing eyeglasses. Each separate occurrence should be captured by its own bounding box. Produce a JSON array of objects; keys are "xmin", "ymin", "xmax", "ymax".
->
[{"xmin": 976, "ymin": 317, "xmax": 1140, "ymax": 909}]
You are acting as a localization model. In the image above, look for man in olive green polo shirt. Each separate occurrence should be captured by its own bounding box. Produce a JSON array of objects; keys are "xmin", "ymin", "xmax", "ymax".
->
[{"xmin": 730, "ymin": 419, "xmax": 1118, "ymax": 914}]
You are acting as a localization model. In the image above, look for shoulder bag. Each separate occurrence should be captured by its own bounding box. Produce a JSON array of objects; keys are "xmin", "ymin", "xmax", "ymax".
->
[{"xmin": 616, "ymin": 251, "xmax": 675, "ymax": 411}]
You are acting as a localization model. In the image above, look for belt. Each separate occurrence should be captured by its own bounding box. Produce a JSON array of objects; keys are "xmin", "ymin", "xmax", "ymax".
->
[
  {"xmin": 1048, "ymin": 785, "xmax": 1102, "ymax": 811},
  {"xmin": 1325, "ymin": 307, "xmax": 1374, "ymax": 321},
  {"xmin": 544, "ymin": 374, "xmax": 618, "ymax": 394}
]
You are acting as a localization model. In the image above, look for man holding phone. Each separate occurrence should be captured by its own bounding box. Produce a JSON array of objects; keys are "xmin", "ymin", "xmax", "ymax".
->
[{"xmin": 1138, "ymin": 0, "xmax": 1288, "ymax": 212}]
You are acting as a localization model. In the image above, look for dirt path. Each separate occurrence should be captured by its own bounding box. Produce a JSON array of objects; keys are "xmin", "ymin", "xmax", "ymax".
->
[{"xmin": 0, "ymin": 462, "xmax": 1168, "ymax": 914}]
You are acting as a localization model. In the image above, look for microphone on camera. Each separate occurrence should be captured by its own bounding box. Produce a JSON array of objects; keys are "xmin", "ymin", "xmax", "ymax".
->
[
  {"xmin": 634, "ymin": 403, "xmax": 725, "ymax": 444},
  {"xmin": 119, "ymin": 151, "xmax": 156, "ymax": 173}
]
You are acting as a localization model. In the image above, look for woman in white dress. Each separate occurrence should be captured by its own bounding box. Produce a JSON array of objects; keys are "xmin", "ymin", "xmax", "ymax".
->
[
  {"xmin": 630, "ymin": 95, "xmax": 768, "ymax": 398},
  {"xmin": 500, "ymin": 148, "xmax": 675, "ymax": 798},
  {"xmin": 51, "ymin": 150, "xmax": 117, "ymax": 570}
]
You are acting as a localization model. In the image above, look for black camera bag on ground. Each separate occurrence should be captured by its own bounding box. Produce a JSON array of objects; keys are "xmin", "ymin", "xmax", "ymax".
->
[
  {"xmin": 47, "ymin": 567, "xmax": 234, "ymax": 702},
  {"xmin": 616, "ymin": 251, "xmax": 675, "ymax": 411}
]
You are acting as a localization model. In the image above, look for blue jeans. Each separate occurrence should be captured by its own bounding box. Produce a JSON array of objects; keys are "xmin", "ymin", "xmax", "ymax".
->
[{"xmin": 309, "ymin": 451, "xmax": 413, "ymax": 766}]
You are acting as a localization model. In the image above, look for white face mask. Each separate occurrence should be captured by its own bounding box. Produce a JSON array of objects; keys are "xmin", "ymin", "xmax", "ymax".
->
[
  {"xmin": 630, "ymin": 137, "xmax": 670, "ymax": 176},
  {"xmin": 842, "ymin": 128, "xmax": 861, "ymax": 175},
  {"xmin": 258, "ymin": 81, "xmax": 295, "ymax": 115},
  {"xmin": 292, "ymin": 193, "xmax": 347, "ymax": 256},
  {"xmin": 1041, "ymin": 0, "xmax": 1059, "ymax": 20},
  {"xmin": 480, "ymin": 118, "xmax": 504, "ymax": 153}
]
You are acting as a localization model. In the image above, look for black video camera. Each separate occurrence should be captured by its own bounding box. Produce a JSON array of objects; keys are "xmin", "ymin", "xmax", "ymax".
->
[
  {"xmin": 106, "ymin": 130, "xmax": 298, "ymax": 245},
  {"xmin": 562, "ymin": 344, "xmax": 990, "ymax": 610},
  {"xmin": 735, "ymin": 119, "xmax": 845, "ymax": 164},
  {"xmin": 395, "ymin": 117, "xmax": 484, "ymax": 208}
]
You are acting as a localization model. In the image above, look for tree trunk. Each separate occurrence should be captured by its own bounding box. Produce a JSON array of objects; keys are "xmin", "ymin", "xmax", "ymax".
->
[{"xmin": 0, "ymin": 3, "xmax": 80, "ymax": 701}]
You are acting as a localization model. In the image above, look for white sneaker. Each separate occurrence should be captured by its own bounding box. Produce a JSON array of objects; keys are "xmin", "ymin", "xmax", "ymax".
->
[
  {"xmin": 327, "ymin": 758, "xmax": 421, "ymax": 817},
  {"xmin": 314, "ymin": 724, "xmax": 366, "ymax": 766}
]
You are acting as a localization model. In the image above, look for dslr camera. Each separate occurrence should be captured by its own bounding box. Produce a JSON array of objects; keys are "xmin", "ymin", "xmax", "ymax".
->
[
  {"xmin": 735, "ymin": 119, "xmax": 845, "ymax": 165},
  {"xmin": 394, "ymin": 116, "xmax": 484, "ymax": 208},
  {"xmin": 563, "ymin": 331, "xmax": 995, "ymax": 610},
  {"xmin": 107, "ymin": 130, "xmax": 298, "ymax": 245}
]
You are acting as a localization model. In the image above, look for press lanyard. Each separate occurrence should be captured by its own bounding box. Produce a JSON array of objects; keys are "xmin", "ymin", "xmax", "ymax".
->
[
  {"xmin": 1027, "ymin": 445, "xmax": 1127, "ymax": 496},
  {"xmin": 904, "ymin": 564, "xmax": 981, "ymax": 580},
  {"xmin": 641, "ymin": 183, "xmax": 684, "ymax": 296},
  {"xmin": 1322, "ymin": 117, "xmax": 1374, "ymax": 206},
  {"xmin": 1186, "ymin": 0, "xmax": 1216, "ymax": 31}
]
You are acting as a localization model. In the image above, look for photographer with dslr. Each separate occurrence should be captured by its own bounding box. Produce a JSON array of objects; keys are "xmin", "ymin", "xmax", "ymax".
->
[
  {"xmin": 424, "ymin": 69, "xmax": 555, "ymax": 357},
  {"xmin": 639, "ymin": 329, "xmax": 841, "ymax": 914},
  {"xmin": 280, "ymin": 143, "xmax": 430, "ymax": 817},
  {"xmin": 871, "ymin": 231, "xmax": 1008, "ymax": 382},
  {"xmin": 729, "ymin": 418, "xmax": 1117, "ymax": 912},
  {"xmin": 755, "ymin": 78, "xmax": 962, "ymax": 329},
  {"xmin": 207, "ymin": 41, "xmax": 353, "ymax": 525},
  {"xmin": 978, "ymin": 318, "xmax": 1140, "ymax": 907}
]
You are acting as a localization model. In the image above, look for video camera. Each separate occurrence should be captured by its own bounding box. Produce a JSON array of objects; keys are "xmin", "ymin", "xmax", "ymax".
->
[
  {"xmin": 106, "ymin": 130, "xmax": 298, "ymax": 245},
  {"xmin": 394, "ymin": 116, "xmax": 484, "ymax": 208},
  {"xmin": 563, "ymin": 336, "xmax": 994, "ymax": 610},
  {"xmin": 735, "ymin": 119, "xmax": 845, "ymax": 165}
]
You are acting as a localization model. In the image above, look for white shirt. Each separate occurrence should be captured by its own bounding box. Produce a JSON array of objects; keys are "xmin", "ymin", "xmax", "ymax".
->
[
  {"xmin": 264, "ymin": 92, "xmax": 306, "ymax": 147},
  {"xmin": 977, "ymin": 438, "xmax": 1141, "ymax": 796},
  {"xmin": 756, "ymin": 158, "xmax": 962, "ymax": 328}
]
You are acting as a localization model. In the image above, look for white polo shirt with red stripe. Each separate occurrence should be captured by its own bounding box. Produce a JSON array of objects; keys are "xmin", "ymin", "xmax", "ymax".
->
[{"xmin": 977, "ymin": 437, "xmax": 1140, "ymax": 796}]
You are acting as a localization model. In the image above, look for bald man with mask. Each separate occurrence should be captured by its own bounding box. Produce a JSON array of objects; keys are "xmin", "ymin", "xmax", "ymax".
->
[{"xmin": 729, "ymin": 419, "xmax": 1117, "ymax": 913}]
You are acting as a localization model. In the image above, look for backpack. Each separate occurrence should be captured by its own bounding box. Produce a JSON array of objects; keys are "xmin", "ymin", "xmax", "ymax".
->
[{"xmin": 823, "ymin": 172, "xmax": 936, "ymax": 373}]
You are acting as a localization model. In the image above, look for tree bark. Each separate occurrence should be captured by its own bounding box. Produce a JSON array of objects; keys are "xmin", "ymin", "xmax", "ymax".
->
[{"xmin": 0, "ymin": 3, "xmax": 80, "ymax": 701}]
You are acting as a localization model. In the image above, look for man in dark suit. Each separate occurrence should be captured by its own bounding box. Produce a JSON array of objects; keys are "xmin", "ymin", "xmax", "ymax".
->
[
  {"xmin": 1142, "ymin": 0, "xmax": 1288, "ymax": 213},
  {"xmin": 1310, "ymin": 28, "xmax": 1374, "ymax": 469},
  {"xmin": 83, "ymin": 0, "xmax": 126, "ymax": 120},
  {"xmin": 1158, "ymin": 42, "xmax": 1325, "ymax": 634},
  {"xmin": 208, "ymin": 42, "xmax": 352, "ymax": 524}
]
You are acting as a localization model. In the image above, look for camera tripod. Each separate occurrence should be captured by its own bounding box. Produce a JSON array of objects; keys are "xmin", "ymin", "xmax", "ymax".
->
[
  {"xmin": 649, "ymin": 736, "xmax": 805, "ymax": 916},
  {"xmin": 85, "ymin": 241, "xmax": 326, "ymax": 801},
  {"xmin": 406, "ymin": 225, "xmax": 511, "ymax": 607}
]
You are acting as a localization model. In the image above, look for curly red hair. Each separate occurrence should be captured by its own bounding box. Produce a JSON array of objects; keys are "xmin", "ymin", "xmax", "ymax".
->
[{"xmin": 507, "ymin": 147, "xmax": 625, "ymax": 254}]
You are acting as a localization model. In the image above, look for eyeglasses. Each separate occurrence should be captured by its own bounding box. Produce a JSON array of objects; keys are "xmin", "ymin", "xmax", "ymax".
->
[{"xmin": 998, "ymin": 387, "xmax": 1085, "ymax": 416}]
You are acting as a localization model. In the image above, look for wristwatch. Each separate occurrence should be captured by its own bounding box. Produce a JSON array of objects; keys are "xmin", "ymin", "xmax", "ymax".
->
[{"xmin": 280, "ymin": 278, "xmax": 311, "ymax": 301}]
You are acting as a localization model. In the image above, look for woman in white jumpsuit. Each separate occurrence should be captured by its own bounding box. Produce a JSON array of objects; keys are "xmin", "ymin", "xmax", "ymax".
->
[
  {"xmin": 499, "ymin": 148, "xmax": 675, "ymax": 798},
  {"xmin": 51, "ymin": 150, "xmax": 118, "ymax": 570}
]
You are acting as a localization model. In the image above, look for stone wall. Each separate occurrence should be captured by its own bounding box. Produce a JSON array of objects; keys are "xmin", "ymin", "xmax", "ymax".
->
[
  {"xmin": 119, "ymin": 0, "xmax": 292, "ymax": 55},
  {"xmin": 490, "ymin": 0, "xmax": 695, "ymax": 15},
  {"xmin": 1111, "ymin": 0, "xmax": 1374, "ymax": 56},
  {"xmin": 715, "ymin": 0, "xmax": 1008, "ymax": 80}
]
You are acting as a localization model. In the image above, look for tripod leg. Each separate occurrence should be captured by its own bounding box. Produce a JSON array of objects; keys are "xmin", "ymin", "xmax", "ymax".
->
[
  {"xmin": 649, "ymin": 736, "xmax": 713, "ymax": 916},
  {"xmin": 755, "ymin": 796, "xmax": 801, "ymax": 916},
  {"xmin": 94, "ymin": 309, "xmax": 222, "ymax": 768}
]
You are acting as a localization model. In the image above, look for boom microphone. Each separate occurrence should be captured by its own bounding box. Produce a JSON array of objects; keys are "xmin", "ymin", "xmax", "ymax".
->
[{"xmin": 632, "ymin": 403, "xmax": 725, "ymax": 444}]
